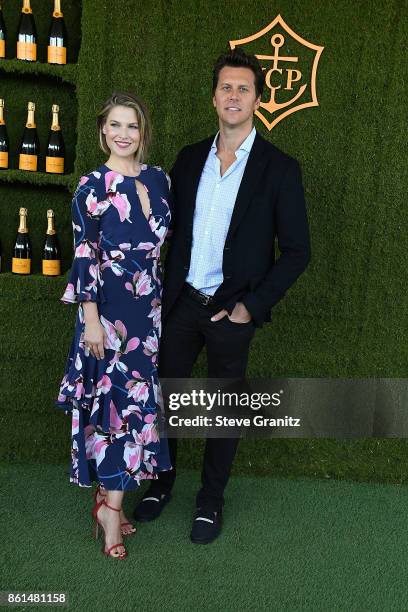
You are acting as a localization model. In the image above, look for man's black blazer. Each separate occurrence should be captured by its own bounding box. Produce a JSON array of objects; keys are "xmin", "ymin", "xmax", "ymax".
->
[{"xmin": 163, "ymin": 130, "xmax": 311, "ymax": 328}]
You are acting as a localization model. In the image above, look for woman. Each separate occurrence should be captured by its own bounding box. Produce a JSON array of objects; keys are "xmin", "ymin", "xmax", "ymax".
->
[{"xmin": 56, "ymin": 91, "xmax": 173, "ymax": 559}]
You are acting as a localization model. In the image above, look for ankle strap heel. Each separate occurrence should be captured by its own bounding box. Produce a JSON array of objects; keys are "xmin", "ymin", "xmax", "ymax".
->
[
  {"xmin": 91, "ymin": 499, "xmax": 128, "ymax": 559},
  {"xmin": 101, "ymin": 500, "xmax": 122, "ymax": 513}
]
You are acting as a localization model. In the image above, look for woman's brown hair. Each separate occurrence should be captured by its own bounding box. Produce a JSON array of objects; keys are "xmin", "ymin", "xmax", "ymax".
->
[{"xmin": 97, "ymin": 91, "xmax": 152, "ymax": 163}]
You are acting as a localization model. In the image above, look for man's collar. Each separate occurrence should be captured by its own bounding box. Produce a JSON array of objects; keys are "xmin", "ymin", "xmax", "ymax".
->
[{"xmin": 211, "ymin": 126, "xmax": 257, "ymax": 153}]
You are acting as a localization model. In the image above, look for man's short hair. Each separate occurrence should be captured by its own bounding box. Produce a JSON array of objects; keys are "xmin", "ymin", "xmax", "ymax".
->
[{"xmin": 212, "ymin": 48, "xmax": 265, "ymax": 98}]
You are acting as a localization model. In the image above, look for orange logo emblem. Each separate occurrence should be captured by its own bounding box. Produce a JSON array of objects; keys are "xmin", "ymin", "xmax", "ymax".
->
[{"xmin": 230, "ymin": 15, "xmax": 324, "ymax": 131}]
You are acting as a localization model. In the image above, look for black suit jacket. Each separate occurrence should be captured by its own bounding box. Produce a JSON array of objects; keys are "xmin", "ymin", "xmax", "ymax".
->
[{"xmin": 162, "ymin": 131, "xmax": 311, "ymax": 328}]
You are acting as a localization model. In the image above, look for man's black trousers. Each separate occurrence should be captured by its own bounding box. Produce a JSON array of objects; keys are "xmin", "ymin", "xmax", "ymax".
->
[{"xmin": 156, "ymin": 287, "xmax": 255, "ymax": 512}]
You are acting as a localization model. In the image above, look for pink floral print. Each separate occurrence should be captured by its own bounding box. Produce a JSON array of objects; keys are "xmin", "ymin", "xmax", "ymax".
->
[{"xmin": 57, "ymin": 164, "xmax": 172, "ymax": 490}]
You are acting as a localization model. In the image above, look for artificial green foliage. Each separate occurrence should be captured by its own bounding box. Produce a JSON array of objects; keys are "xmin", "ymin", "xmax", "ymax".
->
[
  {"xmin": 0, "ymin": 168, "xmax": 73, "ymax": 187},
  {"xmin": 0, "ymin": 58, "xmax": 77, "ymax": 84},
  {"xmin": 0, "ymin": 0, "xmax": 407, "ymax": 473},
  {"xmin": 4, "ymin": 464, "xmax": 408, "ymax": 611}
]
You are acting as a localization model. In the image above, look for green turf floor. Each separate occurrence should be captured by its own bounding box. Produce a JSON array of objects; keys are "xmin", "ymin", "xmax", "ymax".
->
[{"xmin": 2, "ymin": 463, "xmax": 408, "ymax": 612}]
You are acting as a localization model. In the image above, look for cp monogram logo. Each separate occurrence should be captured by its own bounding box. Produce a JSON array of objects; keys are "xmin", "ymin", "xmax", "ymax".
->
[{"xmin": 229, "ymin": 15, "xmax": 324, "ymax": 131}]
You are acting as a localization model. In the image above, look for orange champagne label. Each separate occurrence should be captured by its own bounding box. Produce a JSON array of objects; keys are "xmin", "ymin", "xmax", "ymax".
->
[
  {"xmin": 12, "ymin": 257, "xmax": 31, "ymax": 274},
  {"xmin": 0, "ymin": 151, "xmax": 8, "ymax": 168},
  {"xmin": 47, "ymin": 45, "xmax": 66, "ymax": 64},
  {"xmin": 19, "ymin": 154, "xmax": 37, "ymax": 171},
  {"xmin": 17, "ymin": 41, "xmax": 37, "ymax": 61},
  {"xmin": 46, "ymin": 156, "xmax": 64, "ymax": 174},
  {"xmin": 0, "ymin": 40, "xmax": 5, "ymax": 58},
  {"xmin": 43, "ymin": 259, "xmax": 61, "ymax": 276}
]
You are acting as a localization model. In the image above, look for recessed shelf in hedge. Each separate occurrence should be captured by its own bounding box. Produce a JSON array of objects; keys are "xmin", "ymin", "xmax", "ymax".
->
[
  {"xmin": 0, "ymin": 72, "xmax": 77, "ymax": 174},
  {"xmin": 1, "ymin": 0, "xmax": 82, "ymax": 65},
  {"xmin": 0, "ymin": 169, "xmax": 74, "ymax": 188},
  {"xmin": 0, "ymin": 59, "xmax": 77, "ymax": 86},
  {"xmin": 0, "ymin": 183, "xmax": 74, "ymax": 275}
]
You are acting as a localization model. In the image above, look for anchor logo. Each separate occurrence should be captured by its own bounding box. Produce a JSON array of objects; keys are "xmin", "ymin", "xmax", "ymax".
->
[{"xmin": 229, "ymin": 15, "xmax": 324, "ymax": 131}]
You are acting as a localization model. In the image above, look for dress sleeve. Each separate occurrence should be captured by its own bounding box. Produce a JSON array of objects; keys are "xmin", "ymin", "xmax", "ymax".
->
[{"xmin": 61, "ymin": 175, "xmax": 106, "ymax": 304}]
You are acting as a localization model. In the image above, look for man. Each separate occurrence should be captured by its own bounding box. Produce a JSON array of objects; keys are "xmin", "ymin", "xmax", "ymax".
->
[{"xmin": 133, "ymin": 48, "xmax": 311, "ymax": 543}]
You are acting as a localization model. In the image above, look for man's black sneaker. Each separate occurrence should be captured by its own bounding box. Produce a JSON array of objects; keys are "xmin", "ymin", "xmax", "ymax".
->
[
  {"xmin": 190, "ymin": 508, "xmax": 222, "ymax": 544},
  {"xmin": 133, "ymin": 489, "xmax": 172, "ymax": 522}
]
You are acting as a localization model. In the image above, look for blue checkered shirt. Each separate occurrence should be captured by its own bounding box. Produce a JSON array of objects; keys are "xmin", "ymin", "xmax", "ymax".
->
[{"xmin": 186, "ymin": 127, "xmax": 256, "ymax": 295}]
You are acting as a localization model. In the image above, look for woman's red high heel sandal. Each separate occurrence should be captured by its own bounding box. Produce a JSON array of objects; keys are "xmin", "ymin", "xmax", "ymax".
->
[
  {"xmin": 93, "ymin": 484, "xmax": 136, "ymax": 537},
  {"xmin": 91, "ymin": 499, "xmax": 128, "ymax": 559}
]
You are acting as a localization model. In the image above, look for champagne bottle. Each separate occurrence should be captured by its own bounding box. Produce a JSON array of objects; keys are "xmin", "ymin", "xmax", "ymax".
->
[
  {"xmin": 46, "ymin": 104, "xmax": 65, "ymax": 174},
  {"xmin": 12, "ymin": 207, "xmax": 32, "ymax": 275},
  {"xmin": 0, "ymin": 98, "xmax": 9, "ymax": 169},
  {"xmin": 0, "ymin": 3, "xmax": 6, "ymax": 59},
  {"xmin": 42, "ymin": 209, "xmax": 61, "ymax": 276},
  {"xmin": 17, "ymin": 0, "xmax": 37, "ymax": 62},
  {"xmin": 19, "ymin": 101, "xmax": 39, "ymax": 171},
  {"xmin": 48, "ymin": 0, "xmax": 67, "ymax": 65}
]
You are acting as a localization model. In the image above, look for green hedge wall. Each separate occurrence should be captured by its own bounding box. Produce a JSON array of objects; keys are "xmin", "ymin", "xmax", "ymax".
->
[{"xmin": 1, "ymin": 0, "xmax": 407, "ymax": 480}]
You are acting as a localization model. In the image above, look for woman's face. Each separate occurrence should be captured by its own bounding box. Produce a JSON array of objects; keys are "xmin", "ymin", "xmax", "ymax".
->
[{"xmin": 102, "ymin": 105, "xmax": 140, "ymax": 159}]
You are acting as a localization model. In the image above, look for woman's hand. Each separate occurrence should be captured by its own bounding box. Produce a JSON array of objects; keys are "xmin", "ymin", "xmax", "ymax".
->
[
  {"xmin": 84, "ymin": 321, "xmax": 106, "ymax": 360},
  {"xmin": 82, "ymin": 302, "xmax": 105, "ymax": 360}
]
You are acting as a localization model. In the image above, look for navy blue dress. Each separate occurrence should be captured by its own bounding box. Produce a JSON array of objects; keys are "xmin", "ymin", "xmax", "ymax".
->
[{"xmin": 56, "ymin": 164, "xmax": 173, "ymax": 490}]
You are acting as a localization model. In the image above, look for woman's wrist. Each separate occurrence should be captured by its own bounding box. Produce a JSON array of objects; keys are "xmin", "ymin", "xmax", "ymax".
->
[{"xmin": 81, "ymin": 301, "xmax": 100, "ymax": 325}]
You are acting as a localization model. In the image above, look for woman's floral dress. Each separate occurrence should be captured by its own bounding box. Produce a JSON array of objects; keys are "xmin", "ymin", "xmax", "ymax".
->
[{"xmin": 56, "ymin": 164, "xmax": 173, "ymax": 490}]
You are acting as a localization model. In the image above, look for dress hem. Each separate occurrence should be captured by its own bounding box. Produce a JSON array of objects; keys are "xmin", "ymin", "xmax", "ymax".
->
[{"xmin": 69, "ymin": 465, "xmax": 173, "ymax": 490}]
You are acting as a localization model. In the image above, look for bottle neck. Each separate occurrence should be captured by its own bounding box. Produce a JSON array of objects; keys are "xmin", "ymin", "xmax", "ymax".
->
[
  {"xmin": 18, "ymin": 213, "xmax": 28, "ymax": 233},
  {"xmin": 26, "ymin": 109, "xmax": 36, "ymax": 128},
  {"xmin": 0, "ymin": 104, "xmax": 4, "ymax": 126},
  {"xmin": 53, "ymin": 0, "xmax": 63, "ymax": 18},
  {"xmin": 22, "ymin": 0, "xmax": 32, "ymax": 15},
  {"xmin": 51, "ymin": 111, "xmax": 60, "ymax": 131},
  {"xmin": 46, "ymin": 215, "xmax": 56, "ymax": 235}
]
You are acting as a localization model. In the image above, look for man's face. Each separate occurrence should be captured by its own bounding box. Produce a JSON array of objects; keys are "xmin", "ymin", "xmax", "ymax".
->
[{"xmin": 213, "ymin": 66, "xmax": 261, "ymax": 129}]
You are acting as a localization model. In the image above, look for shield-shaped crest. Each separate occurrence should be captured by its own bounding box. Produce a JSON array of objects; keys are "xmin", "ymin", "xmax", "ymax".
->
[{"xmin": 229, "ymin": 15, "xmax": 324, "ymax": 131}]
